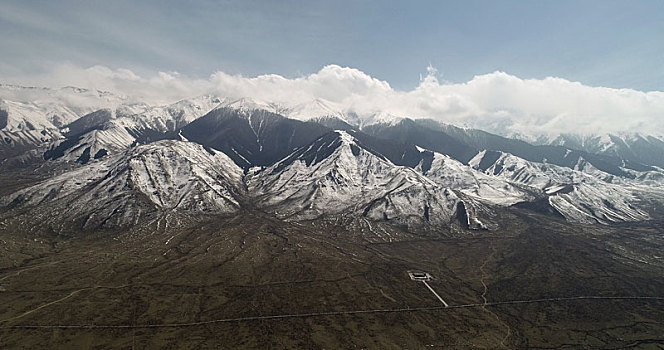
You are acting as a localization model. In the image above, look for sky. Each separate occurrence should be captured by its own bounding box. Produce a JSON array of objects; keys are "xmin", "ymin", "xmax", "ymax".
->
[{"xmin": 1, "ymin": 0, "xmax": 664, "ymax": 136}]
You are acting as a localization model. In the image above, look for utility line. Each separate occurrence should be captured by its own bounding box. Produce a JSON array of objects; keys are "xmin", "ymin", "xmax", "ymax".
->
[{"xmin": 2, "ymin": 295, "xmax": 662, "ymax": 330}]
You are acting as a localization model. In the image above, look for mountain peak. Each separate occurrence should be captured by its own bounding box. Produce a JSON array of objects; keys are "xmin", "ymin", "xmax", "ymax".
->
[
  {"xmin": 334, "ymin": 129, "xmax": 356, "ymax": 143},
  {"xmin": 247, "ymin": 129, "xmax": 461, "ymax": 229},
  {"xmin": 360, "ymin": 111, "xmax": 404, "ymax": 128},
  {"xmin": 220, "ymin": 97, "xmax": 281, "ymax": 114},
  {"xmin": 285, "ymin": 98, "xmax": 345, "ymax": 121}
]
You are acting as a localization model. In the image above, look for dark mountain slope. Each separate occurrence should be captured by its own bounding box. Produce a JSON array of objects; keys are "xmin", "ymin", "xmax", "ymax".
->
[
  {"xmin": 365, "ymin": 118, "xmax": 651, "ymax": 177},
  {"xmin": 363, "ymin": 119, "xmax": 479, "ymax": 163},
  {"xmin": 181, "ymin": 107, "xmax": 331, "ymax": 169}
]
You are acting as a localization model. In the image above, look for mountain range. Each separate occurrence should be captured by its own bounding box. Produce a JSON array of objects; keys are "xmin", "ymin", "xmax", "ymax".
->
[{"xmin": 2, "ymin": 84, "xmax": 664, "ymax": 234}]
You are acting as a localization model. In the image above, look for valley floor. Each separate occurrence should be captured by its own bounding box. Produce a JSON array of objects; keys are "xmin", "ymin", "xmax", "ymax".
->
[{"xmin": 1, "ymin": 211, "xmax": 663, "ymax": 349}]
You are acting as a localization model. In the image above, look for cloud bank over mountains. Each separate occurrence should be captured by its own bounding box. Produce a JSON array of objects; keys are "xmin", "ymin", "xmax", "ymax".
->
[{"xmin": 6, "ymin": 64, "xmax": 664, "ymax": 138}]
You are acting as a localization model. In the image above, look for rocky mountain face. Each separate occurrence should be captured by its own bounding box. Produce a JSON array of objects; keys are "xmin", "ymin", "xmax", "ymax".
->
[
  {"xmin": 468, "ymin": 150, "xmax": 658, "ymax": 224},
  {"xmin": 2, "ymin": 87, "xmax": 664, "ymax": 234},
  {"xmin": 247, "ymin": 130, "xmax": 462, "ymax": 231},
  {"xmin": 2, "ymin": 140, "xmax": 244, "ymax": 228}
]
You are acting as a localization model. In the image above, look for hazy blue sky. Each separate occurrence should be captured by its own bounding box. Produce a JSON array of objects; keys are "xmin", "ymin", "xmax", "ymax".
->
[{"xmin": 1, "ymin": 0, "xmax": 663, "ymax": 91}]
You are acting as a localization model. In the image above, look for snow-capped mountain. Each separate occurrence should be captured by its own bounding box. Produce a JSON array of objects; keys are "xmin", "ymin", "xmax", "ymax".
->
[
  {"xmin": 0, "ymin": 84, "xmax": 127, "ymax": 131},
  {"xmin": 358, "ymin": 111, "xmax": 404, "ymax": 129},
  {"xmin": 210, "ymin": 96, "xmax": 405, "ymax": 129},
  {"xmin": 247, "ymin": 130, "xmax": 465, "ymax": 230},
  {"xmin": 218, "ymin": 97, "xmax": 284, "ymax": 115},
  {"xmin": 469, "ymin": 150, "xmax": 658, "ymax": 224},
  {"xmin": 416, "ymin": 148, "xmax": 532, "ymax": 206},
  {"xmin": 0, "ymin": 85, "xmax": 125, "ymax": 160},
  {"xmin": 366, "ymin": 119, "xmax": 657, "ymax": 177},
  {"xmin": 543, "ymin": 133, "xmax": 664, "ymax": 168},
  {"xmin": 281, "ymin": 98, "xmax": 347, "ymax": 121},
  {"xmin": 14, "ymin": 96, "xmax": 225, "ymax": 165},
  {"xmin": 112, "ymin": 95, "xmax": 225, "ymax": 133},
  {"xmin": 2, "ymin": 140, "xmax": 244, "ymax": 228}
]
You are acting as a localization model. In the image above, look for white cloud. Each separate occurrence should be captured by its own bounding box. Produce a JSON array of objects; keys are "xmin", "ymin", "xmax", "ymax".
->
[{"xmin": 5, "ymin": 63, "xmax": 664, "ymax": 137}]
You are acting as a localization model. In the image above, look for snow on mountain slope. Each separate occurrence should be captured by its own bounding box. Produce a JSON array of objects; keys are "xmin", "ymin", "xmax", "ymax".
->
[
  {"xmin": 61, "ymin": 95, "xmax": 225, "ymax": 137},
  {"xmin": 358, "ymin": 112, "xmax": 404, "ymax": 129},
  {"xmin": 0, "ymin": 84, "xmax": 224, "ymax": 162},
  {"xmin": 283, "ymin": 98, "xmax": 346, "ymax": 121},
  {"xmin": 619, "ymin": 167, "xmax": 664, "ymax": 187},
  {"xmin": 469, "ymin": 150, "xmax": 653, "ymax": 224},
  {"xmin": 540, "ymin": 132, "xmax": 664, "ymax": 168},
  {"xmin": 0, "ymin": 99, "xmax": 65, "ymax": 131},
  {"xmin": 0, "ymin": 83, "xmax": 221, "ymax": 136},
  {"xmin": 0, "ymin": 84, "xmax": 126, "ymax": 131},
  {"xmin": 2, "ymin": 140, "xmax": 244, "ymax": 228},
  {"xmin": 0, "ymin": 99, "xmax": 67, "ymax": 159},
  {"xmin": 33, "ymin": 96, "xmax": 225, "ymax": 165},
  {"xmin": 416, "ymin": 149, "xmax": 531, "ymax": 206},
  {"xmin": 0, "ymin": 128, "xmax": 60, "ymax": 159},
  {"xmin": 216, "ymin": 97, "xmax": 405, "ymax": 129},
  {"xmin": 2, "ymin": 85, "xmax": 663, "ymax": 230},
  {"xmin": 218, "ymin": 97, "xmax": 283, "ymax": 116},
  {"xmin": 113, "ymin": 95, "xmax": 225, "ymax": 133},
  {"xmin": 246, "ymin": 130, "xmax": 464, "ymax": 230},
  {"xmin": 43, "ymin": 125, "xmax": 136, "ymax": 164}
]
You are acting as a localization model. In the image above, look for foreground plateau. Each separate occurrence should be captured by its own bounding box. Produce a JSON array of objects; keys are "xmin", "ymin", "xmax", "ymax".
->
[{"xmin": 1, "ymin": 210, "xmax": 663, "ymax": 348}]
